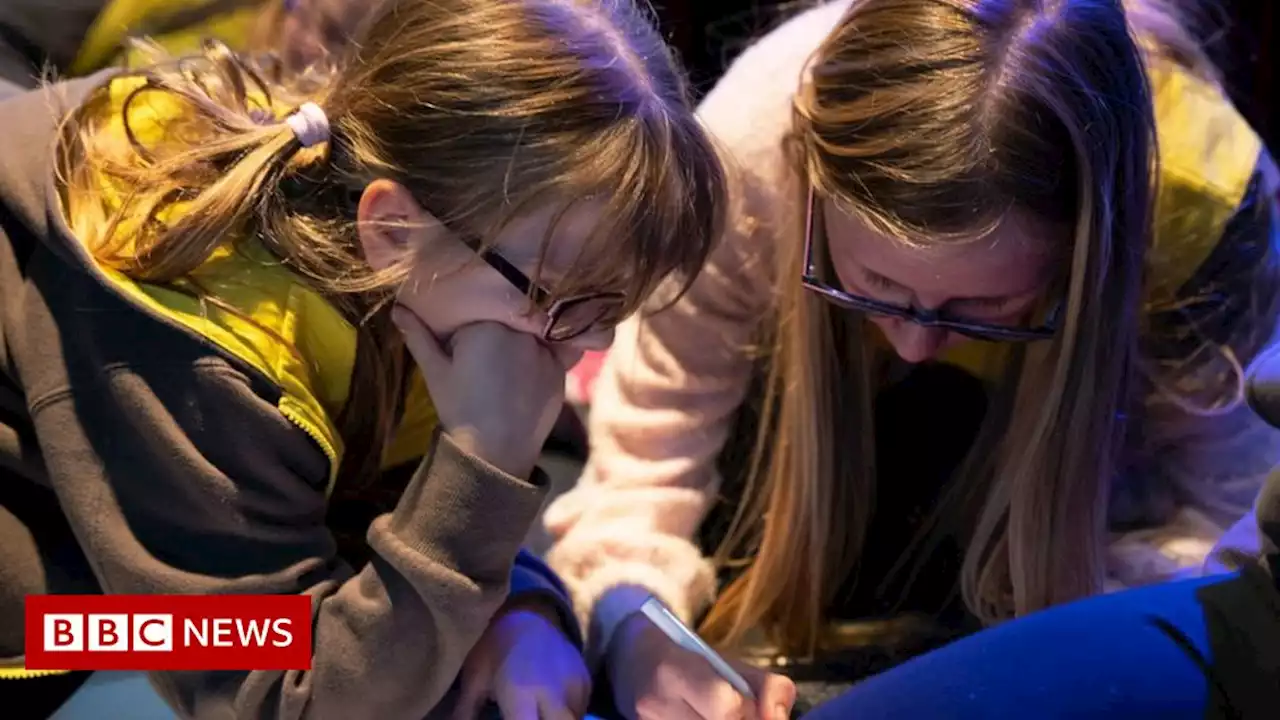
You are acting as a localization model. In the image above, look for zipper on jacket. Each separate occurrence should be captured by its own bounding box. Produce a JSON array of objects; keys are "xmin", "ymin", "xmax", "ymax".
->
[{"xmin": 277, "ymin": 403, "xmax": 339, "ymax": 497}]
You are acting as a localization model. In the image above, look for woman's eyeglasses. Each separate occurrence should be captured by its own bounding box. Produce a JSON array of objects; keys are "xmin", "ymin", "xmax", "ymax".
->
[
  {"xmin": 478, "ymin": 248, "xmax": 627, "ymax": 343},
  {"xmin": 801, "ymin": 187, "xmax": 1059, "ymax": 342}
]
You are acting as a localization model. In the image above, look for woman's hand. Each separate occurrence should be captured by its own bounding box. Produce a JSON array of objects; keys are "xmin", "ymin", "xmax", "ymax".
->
[
  {"xmin": 1205, "ymin": 509, "xmax": 1262, "ymax": 574},
  {"xmin": 394, "ymin": 309, "xmax": 565, "ymax": 479},
  {"xmin": 452, "ymin": 599, "xmax": 591, "ymax": 720},
  {"xmin": 609, "ymin": 614, "xmax": 796, "ymax": 720}
]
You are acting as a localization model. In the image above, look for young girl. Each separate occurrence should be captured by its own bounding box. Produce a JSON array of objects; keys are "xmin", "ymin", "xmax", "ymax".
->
[
  {"xmin": 0, "ymin": 0, "xmax": 724, "ymax": 717},
  {"xmin": 544, "ymin": 0, "xmax": 1280, "ymax": 717}
]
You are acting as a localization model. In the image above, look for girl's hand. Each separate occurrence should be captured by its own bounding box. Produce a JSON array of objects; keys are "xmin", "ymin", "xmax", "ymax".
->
[
  {"xmin": 452, "ymin": 600, "xmax": 591, "ymax": 720},
  {"xmin": 394, "ymin": 309, "xmax": 564, "ymax": 479},
  {"xmin": 609, "ymin": 615, "xmax": 796, "ymax": 720}
]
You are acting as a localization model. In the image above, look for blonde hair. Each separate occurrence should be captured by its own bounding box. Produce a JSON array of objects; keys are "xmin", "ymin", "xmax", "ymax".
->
[
  {"xmin": 56, "ymin": 0, "xmax": 725, "ymax": 491},
  {"xmin": 701, "ymin": 0, "xmax": 1249, "ymax": 654}
]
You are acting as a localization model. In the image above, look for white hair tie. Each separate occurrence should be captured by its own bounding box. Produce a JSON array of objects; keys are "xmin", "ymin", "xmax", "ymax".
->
[{"xmin": 285, "ymin": 102, "xmax": 330, "ymax": 148}]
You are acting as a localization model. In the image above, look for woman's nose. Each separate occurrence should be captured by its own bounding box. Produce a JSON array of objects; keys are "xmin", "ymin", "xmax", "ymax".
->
[{"xmin": 889, "ymin": 323, "xmax": 946, "ymax": 363}]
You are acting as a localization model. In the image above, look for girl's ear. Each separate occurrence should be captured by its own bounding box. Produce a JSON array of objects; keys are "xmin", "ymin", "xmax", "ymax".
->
[{"xmin": 355, "ymin": 179, "xmax": 450, "ymax": 271}]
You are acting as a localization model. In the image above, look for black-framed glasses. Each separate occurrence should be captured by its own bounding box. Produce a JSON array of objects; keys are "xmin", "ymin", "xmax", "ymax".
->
[
  {"xmin": 801, "ymin": 186, "xmax": 1059, "ymax": 342},
  {"xmin": 479, "ymin": 249, "xmax": 627, "ymax": 342}
]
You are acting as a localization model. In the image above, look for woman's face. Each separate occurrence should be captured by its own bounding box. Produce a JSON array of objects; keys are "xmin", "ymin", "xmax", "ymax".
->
[
  {"xmin": 356, "ymin": 181, "xmax": 618, "ymax": 370},
  {"xmin": 822, "ymin": 200, "xmax": 1061, "ymax": 363}
]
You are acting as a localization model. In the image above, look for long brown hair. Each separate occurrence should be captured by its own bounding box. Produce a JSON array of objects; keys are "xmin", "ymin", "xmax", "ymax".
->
[
  {"xmin": 700, "ymin": 0, "xmax": 1228, "ymax": 654},
  {"xmin": 56, "ymin": 0, "xmax": 725, "ymax": 490}
]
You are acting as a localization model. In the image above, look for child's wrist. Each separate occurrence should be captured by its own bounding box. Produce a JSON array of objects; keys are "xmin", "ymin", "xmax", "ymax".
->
[
  {"xmin": 498, "ymin": 592, "xmax": 571, "ymax": 638},
  {"xmin": 448, "ymin": 427, "xmax": 536, "ymax": 479}
]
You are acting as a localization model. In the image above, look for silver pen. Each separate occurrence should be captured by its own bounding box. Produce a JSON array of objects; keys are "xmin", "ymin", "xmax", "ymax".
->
[{"xmin": 639, "ymin": 596, "xmax": 757, "ymax": 702}]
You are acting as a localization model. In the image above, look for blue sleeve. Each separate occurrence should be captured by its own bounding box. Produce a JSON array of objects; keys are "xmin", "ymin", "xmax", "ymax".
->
[{"xmin": 509, "ymin": 548, "xmax": 584, "ymax": 649}]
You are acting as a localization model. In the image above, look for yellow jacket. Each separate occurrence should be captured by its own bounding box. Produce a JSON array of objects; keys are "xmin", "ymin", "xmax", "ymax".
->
[{"xmin": 80, "ymin": 72, "xmax": 437, "ymax": 487}]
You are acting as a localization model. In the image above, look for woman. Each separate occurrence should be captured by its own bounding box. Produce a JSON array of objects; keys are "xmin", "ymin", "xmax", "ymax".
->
[
  {"xmin": 544, "ymin": 0, "xmax": 1280, "ymax": 718},
  {"xmin": 0, "ymin": 0, "xmax": 723, "ymax": 716}
]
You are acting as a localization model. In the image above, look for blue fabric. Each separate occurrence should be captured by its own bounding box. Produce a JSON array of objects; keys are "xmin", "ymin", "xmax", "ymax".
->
[
  {"xmin": 804, "ymin": 575, "xmax": 1237, "ymax": 719},
  {"xmin": 509, "ymin": 548, "xmax": 584, "ymax": 649}
]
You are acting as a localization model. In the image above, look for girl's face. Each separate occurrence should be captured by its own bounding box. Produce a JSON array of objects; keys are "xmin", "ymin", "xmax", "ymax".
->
[
  {"xmin": 822, "ymin": 200, "xmax": 1061, "ymax": 363},
  {"xmin": 356, "ymin": 180, "xmax": 618, "ymax": 370}
]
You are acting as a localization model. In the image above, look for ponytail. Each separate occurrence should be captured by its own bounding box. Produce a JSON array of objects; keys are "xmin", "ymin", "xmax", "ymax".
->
[{"xmin": 58, "ymin": 40, "xmax": 410, "ymax": 496}]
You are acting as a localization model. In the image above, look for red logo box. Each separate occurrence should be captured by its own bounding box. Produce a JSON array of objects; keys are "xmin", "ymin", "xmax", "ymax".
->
[{"xmin": 25, "ymin": 595, "xmax": 312, "ymax": 671}]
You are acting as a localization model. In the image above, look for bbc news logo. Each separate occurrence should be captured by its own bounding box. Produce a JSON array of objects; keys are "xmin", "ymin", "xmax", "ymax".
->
[{"xmin": 25, "ymin": 595, "xmax": 311, "ymax": 671}]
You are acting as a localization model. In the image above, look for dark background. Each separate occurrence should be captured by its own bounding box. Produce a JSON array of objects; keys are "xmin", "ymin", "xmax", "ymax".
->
[{"xmin": 649, "ymin": 0, "xmax": 1278, "ymax": 148}]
